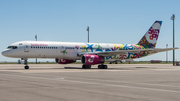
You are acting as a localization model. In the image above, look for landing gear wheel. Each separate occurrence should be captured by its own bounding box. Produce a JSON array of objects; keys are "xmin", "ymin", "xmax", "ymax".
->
[
  {"xmin": 104, "ymin": 65, "xmax": 107, "ymax": 69},
  {"xmin": 23, "ymin": 59, "xmax": 29, "ymax": 69},
  {"xmin": 98, "ymin": 65, "xmax": 108, "ymax": 69},
  {"xmin": 82, "ymin": 65, "xmax": 91, "ymax": 69},
  {"xmin": 98, "ymin": 65, "xmax": 102, "ymax": 69},
  {"xmin": 24, "ymin": 66, "xmax": 29, "ymax": 69},
  {"xmin": 88, "ymin": 65, "xmax": 91, "ymax": 69}
]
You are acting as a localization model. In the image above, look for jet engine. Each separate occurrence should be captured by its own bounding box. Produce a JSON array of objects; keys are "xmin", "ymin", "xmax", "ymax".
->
[
  {"xmin": 55, "ymin": 58, "xmax": 76, "ymax": 64},
  {"xmin": 81, "ymin": 54, "xmax": 105, "ymax": 65}
]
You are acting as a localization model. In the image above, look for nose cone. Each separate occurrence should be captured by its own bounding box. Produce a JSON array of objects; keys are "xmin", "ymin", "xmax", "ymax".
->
[{"xmin": 1, "ymin": 50, "xmax": 9, "ymax": 57}]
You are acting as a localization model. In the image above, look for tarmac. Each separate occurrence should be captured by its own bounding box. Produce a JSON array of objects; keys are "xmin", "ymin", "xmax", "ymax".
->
[{"xmin": 0, "ymin": 64, "xmax": 180, "ymax": 101}]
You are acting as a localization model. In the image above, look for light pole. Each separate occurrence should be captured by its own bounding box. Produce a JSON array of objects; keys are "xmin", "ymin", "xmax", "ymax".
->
[
  {"xmin": 87, "ymin": 26, "xmax": 89, "ymax": 43},
  {"xmin": 171, "ymin": 14, "xmax": 175, "ymax": 66},
  {"xmin": 35, "ymin": 35, "xmax": 37, "ymax": 64},
  {"xmin": 166, "ymin": 44, "xmax": 168, "ymax": 63}
]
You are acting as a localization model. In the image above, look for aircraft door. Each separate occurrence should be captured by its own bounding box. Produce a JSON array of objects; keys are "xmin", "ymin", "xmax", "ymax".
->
[
  {"xmin": 60, "ymin": 46, "xmax": 63, "ymax": 51},
  {"xmin": 24, "ymin": 45, "xmax": 29, "ymax": 52}
]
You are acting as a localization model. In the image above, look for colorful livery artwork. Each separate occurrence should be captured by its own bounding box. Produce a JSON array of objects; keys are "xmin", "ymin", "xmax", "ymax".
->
[{"xmin": 2, "ymin": 21, "xmax": 178, "ymax": 69}]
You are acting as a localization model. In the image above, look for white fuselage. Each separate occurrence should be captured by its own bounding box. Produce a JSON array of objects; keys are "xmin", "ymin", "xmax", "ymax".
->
[{"xmin": 2, "ymin": 41, "xmax": 122, "ymax": 60}]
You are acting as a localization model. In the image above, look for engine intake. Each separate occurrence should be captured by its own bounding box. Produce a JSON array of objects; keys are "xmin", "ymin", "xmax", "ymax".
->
[{"xmin": 81, "ymin": 54, "xmax": 105, "ymax": 65}]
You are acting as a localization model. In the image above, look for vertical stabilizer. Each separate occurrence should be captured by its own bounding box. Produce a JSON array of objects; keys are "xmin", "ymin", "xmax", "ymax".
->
[{"xmin": 137, "ymin": 21, "xmax": 162, "ymax": 48}]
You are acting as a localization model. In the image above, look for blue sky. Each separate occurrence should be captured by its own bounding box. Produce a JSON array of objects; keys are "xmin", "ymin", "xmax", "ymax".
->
[{"xmin": 0, "ymin": 0, "xmax": 180, "ymax": 62}]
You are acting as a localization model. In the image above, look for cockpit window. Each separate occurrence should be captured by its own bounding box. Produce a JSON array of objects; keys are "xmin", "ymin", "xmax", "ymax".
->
[{"xmin": 7, "ymin": 46, "xmax": 17, "ymax": 49}]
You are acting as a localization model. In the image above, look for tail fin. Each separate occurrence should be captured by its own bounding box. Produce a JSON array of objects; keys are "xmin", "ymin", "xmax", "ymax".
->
[{"xmin": 137, "ymin": 21, "xmax": 162, "ymax": 48}]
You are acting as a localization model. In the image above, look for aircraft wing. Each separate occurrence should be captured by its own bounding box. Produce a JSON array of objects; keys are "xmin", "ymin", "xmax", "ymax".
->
[
  {"xmin": 77, "ymin": 47, "xmax": 178, "ymax": 57},
  {"xmin": 148, "ymin": 47, "xmax": 179, "ymax": 53}
]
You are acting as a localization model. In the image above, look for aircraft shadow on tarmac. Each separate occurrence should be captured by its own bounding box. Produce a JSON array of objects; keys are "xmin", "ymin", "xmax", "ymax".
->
[
  {"xmin": 1, "ymin": 66, "xmax": 152, "ymax": 70},
  {"xmin": 2, "ymin": 67, "xmax": 64, "ymax": 70},
  {"xmin": 64, "ymin": 67, "xmax": 84, "ymax": 69},
  {"xmin": 2, "ymin": 68, "xmax": 62, "ymax": 70},
  {"xmin": 135, "ymin": 67, "xmax": 149, "ymax": 68},
  {"xmin": 64, "ymin": 66, "xmax": 151, "ymax": 70}
]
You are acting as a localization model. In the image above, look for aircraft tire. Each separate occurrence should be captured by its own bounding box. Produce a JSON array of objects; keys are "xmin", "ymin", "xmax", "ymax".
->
[
  {"xmin": 24, "ymin": 66, "xmax": 29, "ymax": 69},
  {"xmin": 88, "ymin": 65, "xmax": 91, "ymax": 69},
  {"xmin": 98, "ymin": 65, "xmax": 103, "ymax": 69},
  {"xmin": 98, "ymin": 65, "xmax": 108, "ymax": 69},
  {"xmin": 82, "ymin": 65, "xmax": 91, "ymax": 69},
  {"xmin": 98, "ymin": 65, "xmax": 101, "ymax": 69},
  {"xmin": 104, "ymin": 65, "xmax": 108, "ymax": 69},
  {"xmin": 82, "ymin": 65, "xmax": 85, "ymax": 69}
]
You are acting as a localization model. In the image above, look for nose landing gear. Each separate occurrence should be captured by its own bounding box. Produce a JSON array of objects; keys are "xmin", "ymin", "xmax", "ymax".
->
[
  {"xmin": 22, "ymin": 58, "xmax": 29, "ymax": 69},
  {"xmin": 24, "ymin": 65, "xmax": 29, "ymax": 69}
]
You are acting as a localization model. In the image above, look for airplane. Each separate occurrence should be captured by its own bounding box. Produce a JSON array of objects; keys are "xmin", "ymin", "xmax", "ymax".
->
[{"xmin": 1, "ymin": 21, "xmax": 178, "ymax": 69}]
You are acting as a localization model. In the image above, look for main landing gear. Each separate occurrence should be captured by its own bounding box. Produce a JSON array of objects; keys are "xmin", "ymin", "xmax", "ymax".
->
[
  {"xmin": 82, "ymin": 65, "xmax": 91, "ymax": 69},
  {"xmin": 22, "ymin": 58, "xmax": 29, "ymax": 69},
  {"xmin": 82, "ymin": 64, "xmax": 108, "ymax": 69},
  {"xmin": 98, "ymin": 65, "xmax": 108, "ymax": 69}
]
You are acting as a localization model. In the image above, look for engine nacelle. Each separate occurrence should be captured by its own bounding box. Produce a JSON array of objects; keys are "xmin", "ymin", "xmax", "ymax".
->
[
  {"xmin": 81, "ymin": 54, "xmax": 105, "ymax": 65},
  {"xmin": 55, "ymin": 58, "xmax": 76, "ymax": 64}
]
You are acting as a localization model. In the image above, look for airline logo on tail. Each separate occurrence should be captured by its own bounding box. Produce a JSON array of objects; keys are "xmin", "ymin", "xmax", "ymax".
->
[
  {"xmin": 148, "ymin": 27, "xmax": 159, "ymax": 40},
  {"xmin": 137, "ymin": 21, "xmax": 162, "ymax": 48},
  {"xmin": 146, "ymin": 21, "xmax": 161, "ymax": 44}
]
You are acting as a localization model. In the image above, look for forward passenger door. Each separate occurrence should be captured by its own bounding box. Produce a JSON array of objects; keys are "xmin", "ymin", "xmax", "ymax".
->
[{"xmin": 24, "ymin": 45, "xmax": 29, "ymax": 52}]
